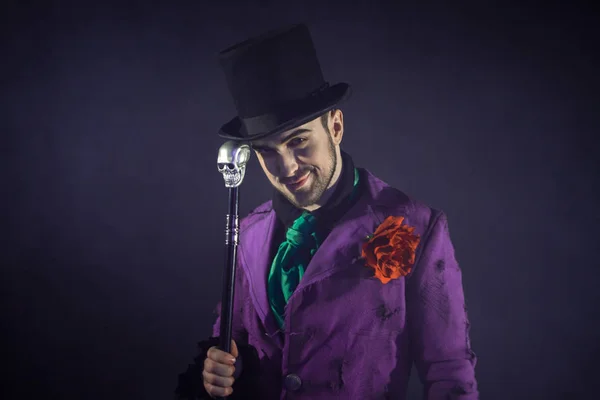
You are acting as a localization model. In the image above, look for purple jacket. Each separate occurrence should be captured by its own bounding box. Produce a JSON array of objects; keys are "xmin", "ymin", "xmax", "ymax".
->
[{"xmin": 212, "ymin": 169, "xmax": 478, "ymax": 399}]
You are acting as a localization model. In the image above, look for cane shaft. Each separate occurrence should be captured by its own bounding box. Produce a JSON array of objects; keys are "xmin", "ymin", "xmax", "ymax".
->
[{"xmin": 219, "ymin": 186, "xmax": 239, "ymax": 355}]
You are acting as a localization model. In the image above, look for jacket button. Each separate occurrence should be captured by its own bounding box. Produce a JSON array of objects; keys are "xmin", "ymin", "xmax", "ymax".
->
[{"xmin": 284, "ymin": 373, "xmax": 302, "ymax": 391}]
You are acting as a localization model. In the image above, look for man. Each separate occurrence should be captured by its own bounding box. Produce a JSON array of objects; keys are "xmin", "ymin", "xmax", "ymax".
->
[{"xmin": 175, "ymin": 24, "xmax": 478, "ymax": 399}]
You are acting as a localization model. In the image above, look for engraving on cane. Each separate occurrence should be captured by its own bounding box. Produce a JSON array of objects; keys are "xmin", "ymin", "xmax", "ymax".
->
[
  {"xmin": 224, "ymin": 214, "xmax": 240, "ymax": 245},
  {"xmin": 217, "ymin": 140, "xmax": 251, "ymax": 188},
  {"xmin": 225, "ymin": 214, "xmax": 230, "ymax": 245},
  {"xmin": 232, "ymin": 215, "xmax": 239, "ymax": 245}
]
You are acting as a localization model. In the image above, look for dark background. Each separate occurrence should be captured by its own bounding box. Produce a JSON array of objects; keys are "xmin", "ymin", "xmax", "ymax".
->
[{"xmin": 2, "ymin": 0, "xmax": 598, "ymax": 399}]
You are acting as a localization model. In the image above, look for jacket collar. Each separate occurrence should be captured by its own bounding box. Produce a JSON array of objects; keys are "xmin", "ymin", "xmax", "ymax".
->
[{"xmin": 238, "ymin": 168, "xmax": 412, "ymax": 338}]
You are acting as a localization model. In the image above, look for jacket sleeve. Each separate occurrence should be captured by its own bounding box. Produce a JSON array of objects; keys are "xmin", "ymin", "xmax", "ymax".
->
[
  {"xmin": 174, "ymin": 258, "xmax": 261, "ymax": 399},
  {"xmin": 406, "ymin": 210, "xmax": 479, "ymax": 400}
]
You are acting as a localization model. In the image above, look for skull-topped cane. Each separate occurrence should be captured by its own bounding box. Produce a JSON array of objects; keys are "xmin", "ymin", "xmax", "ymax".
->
[{"xmin": 216, "ymin": 140, "xmax": 251, "ymax": 399}]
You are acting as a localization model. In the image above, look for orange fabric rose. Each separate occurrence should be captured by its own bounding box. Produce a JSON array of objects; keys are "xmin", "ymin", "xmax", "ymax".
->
[{"xmin": 361, "ymin": 216, "xmax": 421, "ymax": 284}]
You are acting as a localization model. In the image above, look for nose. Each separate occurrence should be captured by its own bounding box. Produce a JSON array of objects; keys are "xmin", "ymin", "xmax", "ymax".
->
[{"xmin": 276, "ymin": 151, "xmax": 299, "ymax": 180}]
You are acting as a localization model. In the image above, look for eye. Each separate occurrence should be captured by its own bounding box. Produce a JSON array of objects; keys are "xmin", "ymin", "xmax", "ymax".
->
[{"xmin": 288, "ymin": 137, "xmax": 307, "ymax": 147}]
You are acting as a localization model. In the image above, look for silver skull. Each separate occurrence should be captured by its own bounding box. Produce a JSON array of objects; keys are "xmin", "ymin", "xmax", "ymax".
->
[{"xmin": 217, "ymin": 141, "xmax": 251, "ymax": 188}]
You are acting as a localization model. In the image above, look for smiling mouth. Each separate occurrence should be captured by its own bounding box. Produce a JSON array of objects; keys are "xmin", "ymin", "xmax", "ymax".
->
[{"xmin": 285, "ymin": 172, "xmax": 310, "ymax": 191}]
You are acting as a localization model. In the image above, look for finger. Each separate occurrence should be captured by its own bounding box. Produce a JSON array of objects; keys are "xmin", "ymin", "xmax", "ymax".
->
[
  {"xmin": 204, "ymin": 382, "xmax": 233, "ymax": 398},
  {"xmin": 231, "ymin": 340, "xmax": 239, "ymax": 358},
  {"xmin": 207, "ymin": 346, "xmax": 236, "ymax": 365},
  {"xmin": 203, "ymin": 370, "xmax": 235, "ymax": 388},
  {"xmin": 204, "ymin": 358, "xmax": 236, "ymax": 377}
]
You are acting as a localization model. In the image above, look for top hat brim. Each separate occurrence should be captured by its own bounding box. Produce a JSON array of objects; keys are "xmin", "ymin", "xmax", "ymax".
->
[{"xmin": 217, "ymin": 82, "xmax": 351, "ymax": 142}]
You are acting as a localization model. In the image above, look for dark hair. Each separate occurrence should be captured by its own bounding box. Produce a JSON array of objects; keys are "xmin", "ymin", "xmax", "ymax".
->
[{"xmin": 320, "ymin": 111, "xmax": 330, "ymax": 132}]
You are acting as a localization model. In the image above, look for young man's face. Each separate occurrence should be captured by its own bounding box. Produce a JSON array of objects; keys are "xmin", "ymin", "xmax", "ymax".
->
[{"xmin": 251, "ymin": 110, "xmax": 344, "ymax": 210}]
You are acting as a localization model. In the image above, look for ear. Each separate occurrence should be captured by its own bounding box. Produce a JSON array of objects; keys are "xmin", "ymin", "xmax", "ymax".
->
[{"xmin": 330, "ymin": 109, "xmax": 344, "ymax": 145}]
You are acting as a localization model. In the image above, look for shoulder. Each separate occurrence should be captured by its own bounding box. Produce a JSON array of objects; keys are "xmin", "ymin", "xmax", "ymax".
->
[
  {"xmin": 239, "ymin": 200, "xmax": 274, "ymax": 233},
  {"xmin": 360, "ymin": 168, "xmax": 446, "ymax": 234}
]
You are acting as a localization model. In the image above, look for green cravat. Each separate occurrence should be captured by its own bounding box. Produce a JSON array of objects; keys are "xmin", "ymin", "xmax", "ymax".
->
[
  {"xmin": 267, "ymin": 168, "xmax": 361, "ymax": 329},
  {"xmin": 267, "ymin": 211, "xmax": 320, "ymax": 328}
]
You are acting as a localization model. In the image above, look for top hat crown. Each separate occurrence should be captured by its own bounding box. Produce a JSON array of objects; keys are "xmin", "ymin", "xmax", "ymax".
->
[{"xmin": 217, "ymin": 23, "xmax": 351, "ymax": 141}]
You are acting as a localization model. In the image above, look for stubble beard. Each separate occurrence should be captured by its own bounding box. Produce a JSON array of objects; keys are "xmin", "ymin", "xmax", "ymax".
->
[{"xmin": 282, "ymin": 135, "xmax": 337, "ymax": 209}]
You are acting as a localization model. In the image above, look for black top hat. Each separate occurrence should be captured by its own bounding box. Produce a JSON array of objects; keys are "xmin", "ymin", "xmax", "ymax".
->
[{"xmin": 217, "ymin": 23, "xmax": 351, "ymax": 141}]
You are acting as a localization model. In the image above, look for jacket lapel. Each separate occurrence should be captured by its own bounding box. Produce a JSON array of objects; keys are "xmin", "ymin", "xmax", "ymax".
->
[
  {"xmin": 289, "ymin": 170, "xmax": 410, "ymax": 299},
  {"xmin": 238, "ymin": 210, "xmax": 284, "ymax": 340},
  {"xmin": 289, "ymin": 198, "xmax": 382, "ymax": 298},
  {"xmin": 238, "ymin": 170, "xmax": 411, "ymax": 339}
]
